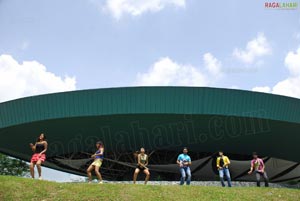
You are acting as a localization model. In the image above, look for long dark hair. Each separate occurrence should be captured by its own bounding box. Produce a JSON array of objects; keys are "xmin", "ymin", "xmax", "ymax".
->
[
  {"xmin": 134, "ymin": 147, "xmax": 146, "ymax": 160},
  {"xmin": 133, "ymin": 151, "xmax": 139, "ymax": 161},
  {"xmin": 36, "ymin": 133, "xmax": 46, "ymax": 142},
  {"xmin": 96, "ymin": 141, "xmax": 104, "ymax": 148}
]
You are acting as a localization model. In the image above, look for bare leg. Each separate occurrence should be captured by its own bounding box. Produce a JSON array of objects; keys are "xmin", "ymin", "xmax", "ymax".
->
[
  {"xmin": 36, "ymin": 160, "xmax": 42, "ymax": 179},
  {"xmin": 133, "ymin": 168, "xmax": 140, "ymax": 184},
  {"xmin": 94, "ymin": 166, "xmax": 102, "ymax": 181},
  {"xmin": 29, "ymin": 162, "xmax": 35, "ymax": 178},
  {"xmin": 143, "ymin": 169, "xmax": 150, "ymax": 184},
  {"xmin": 87, "ymin": 165, "xmax": 94, "ymax": 182}
]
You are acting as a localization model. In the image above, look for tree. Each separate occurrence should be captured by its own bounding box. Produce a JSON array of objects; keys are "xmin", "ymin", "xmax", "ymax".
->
[{"xmin": 0, "ymin": 154, "xmax": 29, "ymax": 176}]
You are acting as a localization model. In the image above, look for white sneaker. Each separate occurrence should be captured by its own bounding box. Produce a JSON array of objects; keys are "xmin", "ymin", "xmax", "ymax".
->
[
  {"xmin": 98, "ymin": 181, "xmax": 103, "ymax": 184},
  {"xmin": 38, "ymin": 177, "xmax": 43, "ymax": 180}
]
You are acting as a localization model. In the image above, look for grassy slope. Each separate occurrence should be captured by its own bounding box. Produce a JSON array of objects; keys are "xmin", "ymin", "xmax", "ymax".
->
[{"xmin": 0, "ymin": 176, "xmax": 299, "ymax": 201}]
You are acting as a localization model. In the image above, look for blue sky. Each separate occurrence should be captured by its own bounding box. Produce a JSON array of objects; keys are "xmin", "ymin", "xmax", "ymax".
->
[
  {"xmin": 0, "ymin": 0, "xmax": 300, "ymax": 181},
  {"xmin": 0, "ymin": 0, "xmax": 299, "ymax": 100}
]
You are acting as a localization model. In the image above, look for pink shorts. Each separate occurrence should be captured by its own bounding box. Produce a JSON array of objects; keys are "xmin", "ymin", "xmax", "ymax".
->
[{"xmin": 31, "ymin": 153, "xmax": 46, "ymax": 163}]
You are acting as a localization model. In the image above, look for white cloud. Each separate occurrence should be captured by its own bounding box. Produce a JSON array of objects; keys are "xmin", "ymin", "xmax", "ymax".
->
[
  {"xmin": 252, "ymin": 86, "xmax": 271, "ymax": 93},
  {"xmin": 233, "ymin": 33, "xmax": 271, "ymax": 64},
  {"xmin": 103, "ymin": 0, "xmax": 186, "ymax": 19},
  {"xmin": 135, "ymin": 57, "xmax": 207, "ymax": 86},
  {"xmin": 0, "ymin": 54, "xmax": 76, "ymax": 102},
  {"xmin": 251, "ymin": 47, "xmax": 300, "ymax": 99},
  {"xmin": 271, "ymin": 48, "xmax": 300, "ymax": 98},
  {"xmin": 284, "ymin": 48, "xmax": 300, "ymax": 76},
  {"xmin": 272, "ymin": 76, "xmax": 300, "ymax": 98},
  {"xmin": 203, "ymin": 53, "xmax": 222, "ymax": 77}
]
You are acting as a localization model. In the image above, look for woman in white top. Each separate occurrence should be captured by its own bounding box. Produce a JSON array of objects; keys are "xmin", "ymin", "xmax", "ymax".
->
[{"xmin": 133, "ymin": 147, "xmax": 150, "ymax": 184}]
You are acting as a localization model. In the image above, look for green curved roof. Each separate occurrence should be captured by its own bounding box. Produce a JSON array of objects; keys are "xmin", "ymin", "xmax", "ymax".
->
[
  {"xmin": 0, "ymin": 86, "xmax": 299, "ymax": 177},
  {"xmin": 1, "ymin": 86, "xmax": 300, "ymax": 129}
]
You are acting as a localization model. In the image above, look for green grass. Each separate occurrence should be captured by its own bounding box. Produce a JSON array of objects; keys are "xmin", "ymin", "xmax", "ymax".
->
[{"xmin": 0, "ymin": 176, "xmax": 299, "ymax": 201}]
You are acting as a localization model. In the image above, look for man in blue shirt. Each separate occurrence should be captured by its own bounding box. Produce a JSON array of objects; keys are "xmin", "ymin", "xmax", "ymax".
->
[{"xmin": 177, "ymin": 147, "xmax": 192, "ymax": 185}]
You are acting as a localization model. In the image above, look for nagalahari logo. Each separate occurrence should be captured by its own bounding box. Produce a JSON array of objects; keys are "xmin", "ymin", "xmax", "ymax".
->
[{"xmin": 265, "ymin": 2, "xmax": 298, "ymax": 9}]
